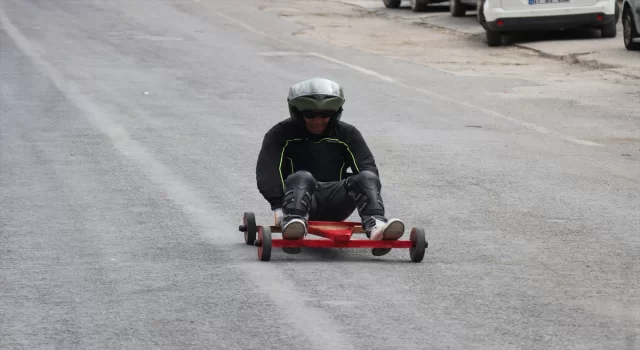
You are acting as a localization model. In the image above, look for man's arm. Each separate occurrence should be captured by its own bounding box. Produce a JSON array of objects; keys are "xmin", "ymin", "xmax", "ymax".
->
[
  {"xmin": 344, "ymin": 126, "xmax": 379, "ymax": 176},
  {"xmin": 256, "ymin": 125, "xmax": 286, "ymax": 210}
]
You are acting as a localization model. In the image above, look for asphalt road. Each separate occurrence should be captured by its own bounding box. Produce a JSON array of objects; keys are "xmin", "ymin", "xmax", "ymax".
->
[{"xmin": 1, "ymin": 0, "xmax": 638, "ymax": 349}]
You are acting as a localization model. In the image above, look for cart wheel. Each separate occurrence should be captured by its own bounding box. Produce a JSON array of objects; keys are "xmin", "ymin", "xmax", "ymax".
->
[
  {"xmin": 257, "ymin": 226, "xmax": 272, "ymax": 261},
  {"xmin": 409, "ymin": 227, "xmax": 427, "ymax": 262},
  {"xmin": 242, "ymin": 212, "xmax": 257, "ymax": 246}
]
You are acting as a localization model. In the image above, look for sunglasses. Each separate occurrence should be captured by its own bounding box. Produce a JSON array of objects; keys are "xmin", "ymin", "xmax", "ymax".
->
[{"xmin": 302, "ymin": 110, "xmax": 334, "ymax": 119}]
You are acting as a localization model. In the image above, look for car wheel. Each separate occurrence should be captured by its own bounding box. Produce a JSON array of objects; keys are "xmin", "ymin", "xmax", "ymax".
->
[
  {"xmin": 601, "ymin": 19, "xmax": 617, "ymax": 38},
  {"xmin": 410, "ymin": 0, "xmax": 429, "ymax": 12},
  {"xmin": 450, "ymin": 0, "xmax": 467, "ymax": 17},
  {"xmin": 623, "ymin": 9, "xmax": 640, "ymax": 50},
  {"xmin": 382, "ymin": 0, "xmax": 402, "ymax": 8},
  {"xmin": 477, "ymin": 0, "xmax": 499, "ymax": 45},
  {"xmin": 486, "ymin": 30, "xmax": 502, "ymax": 46}
]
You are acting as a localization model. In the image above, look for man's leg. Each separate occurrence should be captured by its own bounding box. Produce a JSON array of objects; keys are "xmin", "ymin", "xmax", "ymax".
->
[
  {"xmin": 281, "ymin": 170, "xmax": 317, "ymax": 240},
  {"xmin": 345, "ymin": 170, "xmax": 404, "ymax": 256},
  {"xmin": 308, "ymin": 180, "xmax": 356, "ymax": 222}
]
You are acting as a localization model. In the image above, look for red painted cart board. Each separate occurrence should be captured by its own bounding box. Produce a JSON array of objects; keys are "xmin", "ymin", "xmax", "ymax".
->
[
  {"xmin": 271, "ymin": 239, "xmax": 414, "ymax": 248},
  {"xmin": 240, "ymin": 212, "xmax": 427, "ymax": 262},
  {"xmin": 268, "ymin": 220, "xmax": 413, "ymax": 248}
]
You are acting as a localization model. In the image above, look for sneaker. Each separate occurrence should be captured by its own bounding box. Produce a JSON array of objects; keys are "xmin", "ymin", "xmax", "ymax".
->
[
  {"xmin": 367, "ymin": 218, "xmax": 405, "ymax": 256},
  {"xmin": 281, "ymin": 216, "xmax": 307, "ymax": 240},
  {"xmin": 368, "ymin": 218, "xmax": 405, "ymax": 241}
]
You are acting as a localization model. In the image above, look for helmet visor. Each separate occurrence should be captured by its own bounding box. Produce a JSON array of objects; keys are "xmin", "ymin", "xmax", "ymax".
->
[{"xmin": 302, "ymin": 110, "xmax": 334, "ymax": 119}]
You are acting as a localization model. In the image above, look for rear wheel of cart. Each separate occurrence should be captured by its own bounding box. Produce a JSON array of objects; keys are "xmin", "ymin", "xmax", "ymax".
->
[
  {"xmin": 257, "ymin": 226, "xmax": 272, "ymax": 261},
  {"xmin": 409, "ymin": 227, "xmax": 427, "ymax": 262}
]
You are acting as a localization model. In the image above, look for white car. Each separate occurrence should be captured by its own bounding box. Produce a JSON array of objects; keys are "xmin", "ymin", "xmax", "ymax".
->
[
  {"xmin": 622, "ymin": 0, "xmax": 640, "ymax": 49},
  {"xmin": 477, "ymin": 0, "xmax": 621, "ymax": 46}
]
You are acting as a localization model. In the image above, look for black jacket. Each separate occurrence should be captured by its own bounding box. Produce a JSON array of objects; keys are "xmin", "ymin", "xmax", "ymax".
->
[{"xmin": 256, "ymin": 118, "xmax": 379, "ymax": 210}]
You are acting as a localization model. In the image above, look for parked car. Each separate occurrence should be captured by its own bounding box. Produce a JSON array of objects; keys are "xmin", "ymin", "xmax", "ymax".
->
[
  {"xmin": 622, "ymin": 0, "xmax": 640, "ymax": 49},
  {"xmin": 450, "ymin": 0, "xmax": 478, "ymax": 16},
  {"xmin": 476, "ymin": 0, "xmax": 621, "ymax": 46},
  {"xmin": 382, "ymin": 0, "xmax": 448, "ymax": 12}
]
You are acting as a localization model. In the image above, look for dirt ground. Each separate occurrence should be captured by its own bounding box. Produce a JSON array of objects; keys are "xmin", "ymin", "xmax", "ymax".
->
[{"xmin": 256, "ymin": 0, "xmax": 640, "ymax": 115}]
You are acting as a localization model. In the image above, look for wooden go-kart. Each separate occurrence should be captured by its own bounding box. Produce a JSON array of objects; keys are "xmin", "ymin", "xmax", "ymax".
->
[{"xmin": 238, "ymin": 212, "xmax": 428, "ymax": 262}]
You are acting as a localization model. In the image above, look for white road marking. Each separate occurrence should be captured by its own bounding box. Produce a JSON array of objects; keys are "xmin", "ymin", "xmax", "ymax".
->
[
  {"xmin": 309, "ymin": 52, "xmax": 399, "ymax": 83},
  {"xmin": 314, "ymin": 51, "xmax": 601, "ymax": 146},
  {"xmin": 258, "ymin": 51, "xmax": 309, "ymax": 56},
  {"xmin": 0, "ymin": 7, "xmax": 354, "ymax": 350},
  {"xmin": 404, "ymin": 85, "xmax": 603, "ymax": 147},
  {"xmin": 132, "ymin": 34, "xmax": 185, "ymax": 41},
  {"xmin": 208, "ymin": 6, "xmax": 290, "ymax": 45},
  {"xmin": 263, "ymin": 49, "xmax": 602, "ymax": 146},
  {"xmin": 233, "ymin": 11, "xmax": 604, "ymax": 147}
]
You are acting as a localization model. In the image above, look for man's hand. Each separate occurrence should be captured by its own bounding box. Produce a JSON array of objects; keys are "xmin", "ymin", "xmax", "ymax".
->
[{"xmin": 273, "ymin": 208, "xmax": 284, "ymax": 227}]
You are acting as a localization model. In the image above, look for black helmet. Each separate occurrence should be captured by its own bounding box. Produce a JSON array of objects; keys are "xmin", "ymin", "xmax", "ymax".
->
[{"xmin": 287, "ymin": 78, "xmax": 345, "ymax": 124}]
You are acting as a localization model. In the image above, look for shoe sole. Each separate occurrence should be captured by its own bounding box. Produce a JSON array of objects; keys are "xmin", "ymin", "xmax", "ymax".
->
[
  {"xmin": 371, "ymin": 247, "xmax": 392, "ymax": 256},
  {"xmin": 382, "ymin": 219, "xmax": 405, "ymax": 240},
  {"xmin": 283, "ymin": 247, "xmax": 301, "ymax": 254},
  {"xmin": 282, "ymin": 220, "xmax": 306, "ymax": 240}
]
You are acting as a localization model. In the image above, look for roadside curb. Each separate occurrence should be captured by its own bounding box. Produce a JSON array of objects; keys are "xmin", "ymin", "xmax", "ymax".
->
[{"xmin": 511, "ymin": 44, "xmax": 640, "ymax": 79}]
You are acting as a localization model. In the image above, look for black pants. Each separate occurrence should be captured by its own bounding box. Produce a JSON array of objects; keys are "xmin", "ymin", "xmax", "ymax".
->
[
  {"xmin": 308, "ymin": 180, "xmax": 357, "ymax": 222},
  {"xmin": 281, "ymin": 170, "xmax": 386, "ymax": 230}
]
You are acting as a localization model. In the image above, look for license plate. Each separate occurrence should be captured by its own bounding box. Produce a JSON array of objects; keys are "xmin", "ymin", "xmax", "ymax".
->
[{"xmin": 529, "ymin": 0, "xmax": 570, "ymax": 4}]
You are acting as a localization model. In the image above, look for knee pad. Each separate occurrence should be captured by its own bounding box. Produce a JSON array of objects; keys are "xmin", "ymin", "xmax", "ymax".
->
[
  {"xmin": 348, "ymin": 170, "xmax": 381, "ymax": 191},
  {"xmin": 283, "ymin": 171, "xmax": 317, "ymax": 216},
  {"xmin": 346, "ymin": 170, "xmax": 384, "ymax": 217}
]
